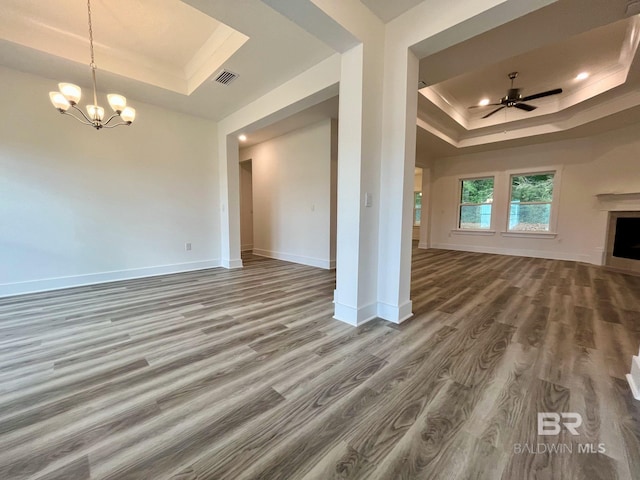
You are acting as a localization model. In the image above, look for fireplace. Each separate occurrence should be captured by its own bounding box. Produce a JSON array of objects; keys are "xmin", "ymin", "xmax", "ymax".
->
[{"xmin": 606, "ymin": 211, "xmax": 640, "ymax": 275}]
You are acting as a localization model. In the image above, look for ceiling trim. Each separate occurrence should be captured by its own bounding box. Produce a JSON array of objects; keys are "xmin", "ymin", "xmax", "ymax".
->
[{"xmin": 419, "ymin": 87, "xmax": 640, "ymax": 149}]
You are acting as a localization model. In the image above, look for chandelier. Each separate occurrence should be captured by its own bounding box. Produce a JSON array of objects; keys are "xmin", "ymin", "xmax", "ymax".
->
[{"xmin": 49, "ymin": 0, "xmax": 135, "ymax": 130}]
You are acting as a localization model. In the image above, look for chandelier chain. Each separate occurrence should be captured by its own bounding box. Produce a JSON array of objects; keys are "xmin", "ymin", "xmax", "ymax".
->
[
  {"xmin": 87, "ymin": 0, "xmax": 95, "ymax": 69},
  {"xmin": 86, "ymin": 0, "xmax": 98, "ymax": 106}
]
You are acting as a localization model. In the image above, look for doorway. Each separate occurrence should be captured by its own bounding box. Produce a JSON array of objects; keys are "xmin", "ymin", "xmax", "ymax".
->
[{"xmin": 239, "ymin": 159, "xmax": 253, "ymax": 253}]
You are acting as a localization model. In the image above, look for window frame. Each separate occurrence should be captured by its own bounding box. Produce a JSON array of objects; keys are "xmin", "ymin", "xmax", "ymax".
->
[
  {"xmin": 456, "ymin": 174, "xmax": 496, "ymax": 233},
  {"xmin": 504, "ymin": 166, "xmax": 562, "ymax": 237}
]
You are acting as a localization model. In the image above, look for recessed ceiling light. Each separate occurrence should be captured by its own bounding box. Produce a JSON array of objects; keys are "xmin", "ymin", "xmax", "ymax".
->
[
  {"xmin": 576, "ymin": 72, "xmax": 589, "ymax": 81},
  {"xmin": 238, "ymin": 134, "xmax": 247, "ymax": 142},
  {"xmin": 479, "ymin": 98, "xmax": 490, "ymax": 106}
]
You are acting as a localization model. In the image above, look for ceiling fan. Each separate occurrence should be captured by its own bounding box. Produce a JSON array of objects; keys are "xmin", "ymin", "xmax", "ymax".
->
[{"xmin": 469, "ymin": 72, "xmax": 563, "ymax": 119}]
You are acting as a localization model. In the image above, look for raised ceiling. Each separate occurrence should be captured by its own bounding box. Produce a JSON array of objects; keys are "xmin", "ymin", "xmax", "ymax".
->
[
  {"xmin": 418, "ymin": 0, "xmax": 640, "ymax": 148},
  {"xmin": 416, "ymin": 0, "xmax": 640, "ymax": 150},
  {"xmin": 0, "ymin": 0, "xmax": 248, "ymax": 95},
  {"xmin": 0, "ymin": 0, "xmax": 334, "ymax": 121},
  {"xmin": 422, "ymin": 17, "xmax": 638, "ymax": 129}
]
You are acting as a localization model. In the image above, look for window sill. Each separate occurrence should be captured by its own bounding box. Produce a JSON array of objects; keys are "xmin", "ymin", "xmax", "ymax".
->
[
  {"xmin": 451, "ymin": 229, "xmax": 496, "ymax": 236},
  {"xmin": 501, "ymin": 231, "xmax": 557, "ymax": 239}
]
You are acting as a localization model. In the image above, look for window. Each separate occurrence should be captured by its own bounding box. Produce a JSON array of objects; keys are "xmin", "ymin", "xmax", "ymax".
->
[
  {"xmin": 508, "ymin": 173, "xmax": 555, "ymax": 232},
  {"xmin": 458, "ymin": 177, "xmax": 494, "ymax": 230},
  {"xmin": 414, "ymin": 192, "xmax": 422, "ymax": 226}
]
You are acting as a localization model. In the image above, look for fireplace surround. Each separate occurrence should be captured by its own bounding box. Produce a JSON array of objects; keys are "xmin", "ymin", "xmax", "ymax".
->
[{"xmin": 606, "ymin": 211, "xmax": 640, "ymax": 275}]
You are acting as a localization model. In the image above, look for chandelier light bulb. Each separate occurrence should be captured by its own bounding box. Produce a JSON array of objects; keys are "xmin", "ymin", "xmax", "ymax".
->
[
  {"xmin": 120, "ymin": 107, "xmax": 136, "ymax": 123},
  {"xmin": 49, "ymin": 92, "xmax": 71, "ymax": 111},
  {"xmin": 58, "ymin": 83, "xmax": 82, "ymax": 104},
  {"xmin": 107, "ymin": 94, "xmax": 127, "ymax": 113},
  {"xmin": 86, "ymin": 105, "xmax": 105, "ymax": 121}
]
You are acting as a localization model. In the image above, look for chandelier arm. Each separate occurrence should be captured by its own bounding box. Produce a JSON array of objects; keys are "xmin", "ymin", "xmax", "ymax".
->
[
  {"xmin": 70, "ymin": 103, "xmax": 95, "ymax": 124},
  {"xmin": 61, "ymin": 110, "xmax": 96, "ymax": 127},
  {"xmin": 103, "ymin": 113, "xmax": 122, "ymax": 126},
  {"xmin": 102, "ymin": 121, "xmax": 131, "ymax": 129}
]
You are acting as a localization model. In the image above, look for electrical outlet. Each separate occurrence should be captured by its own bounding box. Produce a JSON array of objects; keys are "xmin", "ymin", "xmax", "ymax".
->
[{"xmin": 185, "ymin": 242, "xmax": 192, "ymax": 251}]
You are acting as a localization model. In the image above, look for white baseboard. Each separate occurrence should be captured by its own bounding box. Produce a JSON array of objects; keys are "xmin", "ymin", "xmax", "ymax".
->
[
  {"xmin": 221, "ymin": 258, "xmax": 243, "ymax": 269},
  {"xmin": 0, "ymin": 259, "xmax": 221, "ymax": 298},
  {"xmin": 241, "ymin": 244, "xmax": 254, "ymax": 252},
  {"xmin": 377, "ymin": 300, "xmax": 413, "ymax": 324},
  {"xmin": 418, "ymin": 241, "xmax": 429, "ymax": 249},
  {"xmin": 329, "ymin": 259, "xmax": 336, "ymax": 270},
  {"xmin": 431, "ymin": 243, "xmax": 594, "ymax": 264},
  {"xmin": 627, "ymin": 355, "xmax": 640, "ymax": 401},
  {"xmin": 333, "ymin": 300, "xmax": 378, "ymax": 326},
  {"xmin": 592, "ymin": 247, "xmax": 606, "ymax": 266},
  {"xmin": 332, "ymin": 291, "xmax": 413, "ymax": 326},
  {"xmin": 253, "ymin": 248, "xmax": 332, "ymax": 270}
]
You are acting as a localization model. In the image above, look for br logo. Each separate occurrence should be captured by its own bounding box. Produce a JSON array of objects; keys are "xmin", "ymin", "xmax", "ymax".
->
[{"xmin": 537, "ymin": 412, "xmax": 582, "ymax": 436}]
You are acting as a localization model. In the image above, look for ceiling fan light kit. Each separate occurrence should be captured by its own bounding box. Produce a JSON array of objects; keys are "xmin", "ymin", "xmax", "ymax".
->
[
  {"xmin": 49, "ymin": 0, "xmax": 135, "ymax": 130},
  {"xmin": 468, "ymin": 71, "xmax": 563, "ymax": 119}
]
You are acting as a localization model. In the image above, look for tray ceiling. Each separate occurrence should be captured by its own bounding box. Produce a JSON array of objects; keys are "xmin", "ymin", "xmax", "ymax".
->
[
  {"xmin": 417, "ymin": 9, "xmax": 640, "ymax": 149},
  {"xmin": 0, "ymin": 0, "xmax": 248, "ymax": 95}
]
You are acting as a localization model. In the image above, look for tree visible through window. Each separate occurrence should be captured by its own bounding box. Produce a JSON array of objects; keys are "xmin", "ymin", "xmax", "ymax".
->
[
  {"xmin": 508, "ymin": 173, "xmax": 554, "ymax": 231},
  {"xmin": 459, "ymin": 177, "xmax": 494, "ymax": 230},
  {"xmin": 414, "ymin": 192, "xmax": 422, "ymax": 226}
]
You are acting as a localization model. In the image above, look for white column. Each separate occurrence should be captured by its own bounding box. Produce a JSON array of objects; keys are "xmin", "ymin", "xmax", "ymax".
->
[
  {"xmin": 627, "ymin": 349, "xmax": 640, "ymax": 400},
  {"xmin": 333, "ymin": 42, "xmax": 383, "ymax": 325},
  {"xmin": 375, "ymin": 47, "xmax": 418, "ymax": 323},
  {"xmin": 218, "ymin": 134, "xmax": 243, "ymax": 269},
  {"xmin": 264, "ymin": 0, "xmax": 386, "ymax": 326}
]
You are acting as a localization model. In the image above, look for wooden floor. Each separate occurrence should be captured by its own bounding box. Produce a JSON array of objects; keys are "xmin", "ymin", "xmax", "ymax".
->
[{"xmin": 1, "ymin": 248, "xmax": 640, "ymax": 479}]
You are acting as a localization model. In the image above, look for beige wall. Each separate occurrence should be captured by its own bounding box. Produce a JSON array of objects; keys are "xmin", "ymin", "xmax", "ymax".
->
[
  {"xmin": 427, "ymin": 123, "xmax": 640, "ymax": 264},
  {"xmin": 0, "ymin": 67, "xmax": 220, "ymax": 295},
  {"xmin": 239, "ymin": 119, "xmax": 336, "ymax": 268},
  {"xmin": 239, "ymin": 160, "xmax": 253, "ymax": 251}
]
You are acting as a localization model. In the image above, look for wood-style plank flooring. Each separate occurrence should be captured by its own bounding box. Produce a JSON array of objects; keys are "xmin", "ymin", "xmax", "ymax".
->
[{"xmin": 1, "ymin": 248, "xmax": 640, "ymax": 479}]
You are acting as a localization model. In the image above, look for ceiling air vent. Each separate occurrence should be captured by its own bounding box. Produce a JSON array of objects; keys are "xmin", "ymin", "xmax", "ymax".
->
[{"xmin": 213, "ymin": 69, "xmax": 239, "ymax": 85}]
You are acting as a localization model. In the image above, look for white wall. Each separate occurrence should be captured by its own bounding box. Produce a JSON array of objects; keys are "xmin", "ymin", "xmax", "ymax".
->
[
  {"xmin": 239, "ymin": 119, "xmax": 336, "ymax": 269},
  {"xmin": 330, "ymin": 119, "xmax": 338, "ymax": 263},
  {"xmin": 239, "ymin": 160, "xmax": 253, "ymax": 251},
  {"xmin": 428, "ymin": 123, "xmax": 640, "ymax": 264},
  {"xmin": 0, "ymin": 67, "xmax": 220, "ymax": 296}
]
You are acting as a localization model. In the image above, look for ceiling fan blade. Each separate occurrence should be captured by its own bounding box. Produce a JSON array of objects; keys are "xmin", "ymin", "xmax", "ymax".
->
[
  {"xmin": 521, "ymin": 88, "xmax": 563, "ymax": 102},
  {"xmin": 514, "ymin": 103, "xmax": 537, "ymax": 112},
  {"xmin": 482, "ymin": 106, "xmax": 505, "ymax": 119},
  {"xmin": 468, "ymin": 103, "xmax": 501, "ymax": 109}
]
